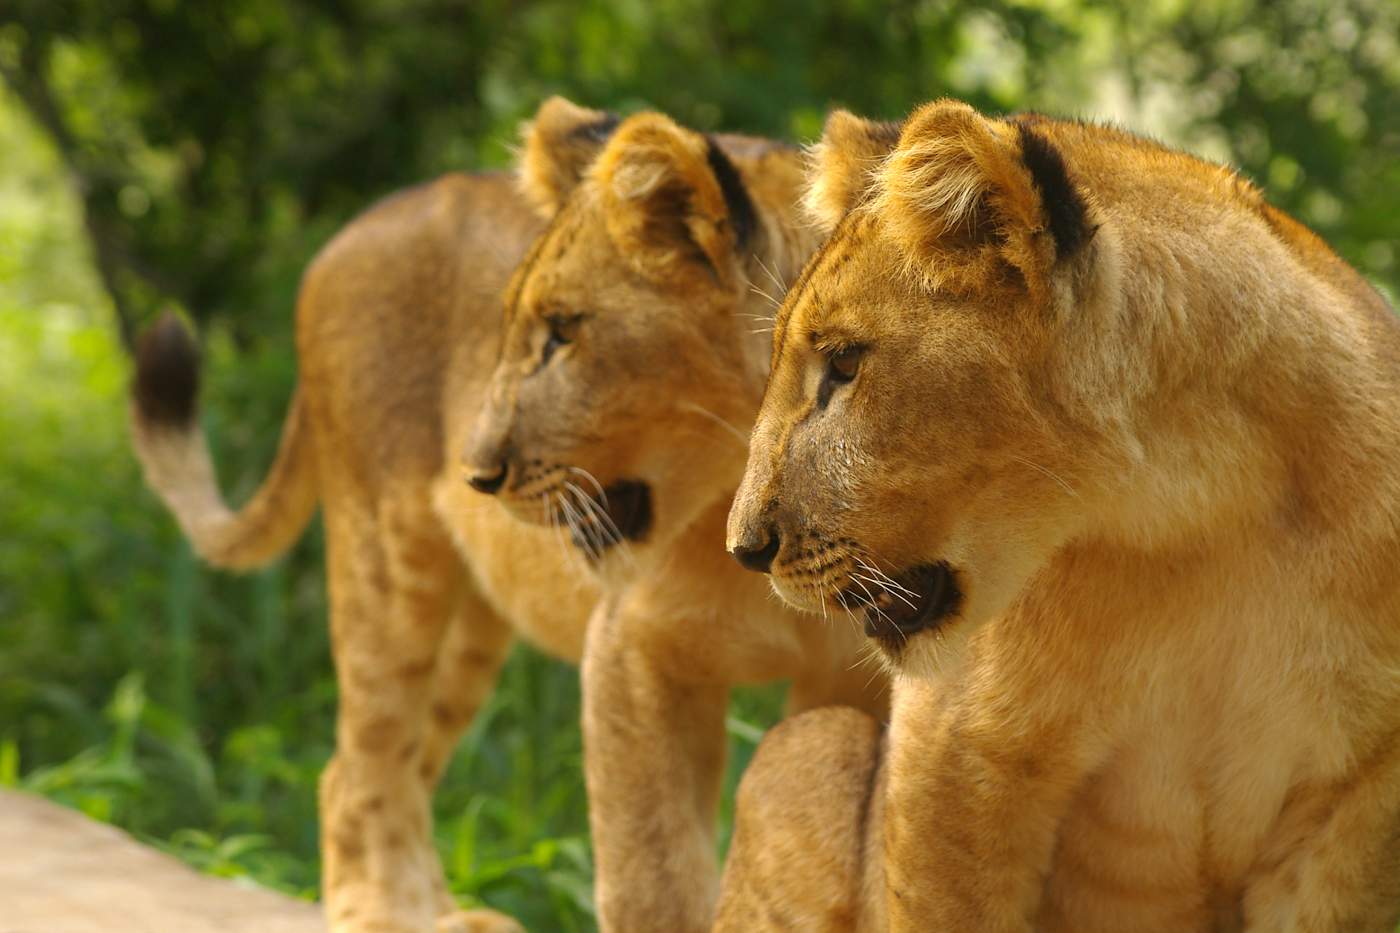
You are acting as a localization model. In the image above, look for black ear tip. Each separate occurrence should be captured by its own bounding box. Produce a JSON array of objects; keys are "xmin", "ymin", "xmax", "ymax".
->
[
  {"xmin": 570, "ymin": 111, "xmax": 620, "ymax": 144},
  {"xmin": 133, "ymin": 311, "xmax": 201, "ymax": 428},
  {"xmin": 1014, "ymin": 121, "xmax": 1091, "ymax": 257},
  {"xmin": 704, "ymin": 138, "xmax": 757, "ymax": 250},
  {"xmin": 870, "ymin": 118, "xmax": 904, "ymax": 143}
]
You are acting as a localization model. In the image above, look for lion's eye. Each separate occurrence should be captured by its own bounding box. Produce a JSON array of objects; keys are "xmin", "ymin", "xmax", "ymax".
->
[
  {"xmin": 542, "ymin": 315, "xmax": 583, "ymax": 364},
  {"xmin": 816, "ymin": 344, "xmax": 865, "ymax": 408},
  {"xmin": 826, "ymin": 346, "xmax": 863, "ymax": 384}
]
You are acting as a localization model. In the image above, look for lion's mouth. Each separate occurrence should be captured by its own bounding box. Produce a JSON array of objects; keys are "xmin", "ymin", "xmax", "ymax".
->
[
  {"xmin": 558, "ymin": 479, "xmax": 652, "ymax": 554},
  {"xmin": 842, "ymin": 562, "xmax": 962, "ymax": 645}
]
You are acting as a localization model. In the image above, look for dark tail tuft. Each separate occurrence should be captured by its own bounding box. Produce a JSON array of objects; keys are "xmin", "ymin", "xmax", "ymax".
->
[{"xmin": 134, "ymin": 312, "xmax": 201, "ymax": 428}]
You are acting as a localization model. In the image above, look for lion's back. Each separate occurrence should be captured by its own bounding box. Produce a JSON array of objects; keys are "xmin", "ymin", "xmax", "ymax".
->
[{"xmin": 295, "ymin": 172, "xmax": 542, "ymax": 488}]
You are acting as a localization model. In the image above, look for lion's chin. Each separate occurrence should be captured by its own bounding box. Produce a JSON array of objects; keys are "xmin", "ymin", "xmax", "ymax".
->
[
  {"xmin": 493, "ymin": 494, "xmax": 555, "ymax": 529},
  {"xmin": 842, "ymin": 562, "xmax": 963, "ymax": 651},
  {"xmin": 771, "ymin": 561, "xmax": 966, "ymax": 661},
  {"xmin": 766, "ymin": 575, "xmax": 831, "ymax": 615},
  {"xmin": 504, "ymin": 478, "xmax": 654, "ymax": 559}
]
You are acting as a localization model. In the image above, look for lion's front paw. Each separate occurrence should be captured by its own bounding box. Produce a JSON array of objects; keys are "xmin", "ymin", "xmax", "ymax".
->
[{"xmin": 436, "ymin": 908, "xmax": 527, "ymax": 933}]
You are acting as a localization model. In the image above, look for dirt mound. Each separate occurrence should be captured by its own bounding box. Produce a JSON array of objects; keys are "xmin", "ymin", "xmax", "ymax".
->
[{"xmin": 0, "ymin": 790, "xmax": 323, "ymax": 932}]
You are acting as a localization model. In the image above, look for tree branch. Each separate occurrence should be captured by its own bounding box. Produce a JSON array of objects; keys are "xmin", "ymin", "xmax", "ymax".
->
[{"xmin": 0, "ymin": 40, "xmax": 138, "ymax": 352}]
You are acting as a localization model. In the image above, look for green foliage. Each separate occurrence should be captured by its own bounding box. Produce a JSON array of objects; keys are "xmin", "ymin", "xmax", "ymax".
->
[
  {"xmin": 1, "ymin": 1, "xmax": 1398, "ymax": 929},
  {"xmin": 2, "ymin": 0, "xmax": 1394, "ymax": 352}
]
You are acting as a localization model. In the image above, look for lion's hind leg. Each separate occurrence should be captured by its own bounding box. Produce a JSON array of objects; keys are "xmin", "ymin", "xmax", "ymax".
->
[
  {"xmin": 319, "ymin": 491, "xmax": 472, "ymax": 932},
  {"xmin": 418, "ymin": 585, "xmax": 519, "ymax": 933},
  {"xmin": 716, "ymin": 706, "xmax": 886, "ymax": 933}
]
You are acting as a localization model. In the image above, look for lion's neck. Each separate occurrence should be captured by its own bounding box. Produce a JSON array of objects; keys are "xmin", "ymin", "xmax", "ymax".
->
[{"xmin": 1080, "ymin": 216, "xmax": 1400, "ymax": 581}]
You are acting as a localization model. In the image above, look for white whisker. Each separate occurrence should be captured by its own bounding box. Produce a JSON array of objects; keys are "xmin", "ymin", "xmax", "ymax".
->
[
  {"xmin": 814, "ymin": 581, "xmax": 832, "ymax": 629},
  {"xmin": 546, "ymin": 491, "xmax": 592, "ymax": 579},
  {"xmin": 847, "ymin": 574, "xmax": 904, "ymax": 645},
  {"xmin": 568, "ymin": 485, "xmax": 619, "ymax": 549},
  {"xmin": 860, "ymin": 649, "xmax": 886, "ymax": 693},
  {"xmin": 834, "ymin": 587, "xmax": 866, "ymax": 638},
  {"xmin": 745, "ymin": 285, "xmax": 782, "ymax": 311},
  {"xmin": 565, "ymin": 481, "xmax": 636, "ymax": 566},
  {"xmin": 1011, "ymin": 455, "xmax": 1078, "ymax": 498},
  {"xmin": 569, "ymin": 495, "xmax": 609, "ymax": 561},
  {"xmin": 851, "ymin": 572, "xmax": 919, "ymax": 613},
  {"xmin": 855, "ymin": 558, "xmax": 921, "ymax": 601},
  {"xmin": 558, "ymin": 494, "xmax": 601, "ymax": 562},
  {"xmin": 677, "ymin": 401, "xmax": 750, "ymax": 447},
  {"xmin": 753, "ymin": 254, "xmax": 788, "ymax": 295},
  {"xmin": 566, "ymin": 467, "xmax": 609, "ymax": 509}
]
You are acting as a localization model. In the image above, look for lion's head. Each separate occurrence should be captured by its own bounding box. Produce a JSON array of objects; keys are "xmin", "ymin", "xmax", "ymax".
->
[
  {"xmin": 726, "ymin": 100, "xmax": 1334, "ymax": 673},
  {"xmin": 464, "ymin": 97, "xmax": 808, "ymax": 569}
]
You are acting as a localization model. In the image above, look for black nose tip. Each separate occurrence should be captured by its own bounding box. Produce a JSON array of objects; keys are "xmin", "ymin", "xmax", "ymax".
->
[
  {"xmin": 731, "ymin": 527, "xmax": 780, "ymax": 574},
  {"xmin": 466, "ymin": 464, "xmax": 508, "ymax": 495}
]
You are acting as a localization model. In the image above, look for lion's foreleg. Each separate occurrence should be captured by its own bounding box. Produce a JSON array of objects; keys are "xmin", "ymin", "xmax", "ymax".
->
[
  {"xmin": 715, "ymin": 706, "xmax": 887, "ymax": 932},
  {"xmin": 884, "ymin": 676, "xmax": 1087, "ymax": 933},
  {"xmin": 1240, "ymin": 739, "xmax": 1400, "ymax": 932},
  {"xmin": 581, "ymin": 600, "xmax": 729, "ymax": 933}
]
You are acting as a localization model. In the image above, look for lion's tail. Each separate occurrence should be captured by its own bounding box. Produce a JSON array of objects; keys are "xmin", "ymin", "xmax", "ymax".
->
[{"xmin": 129, "ymin": 313, "xmax": 318, "ymax": 571}]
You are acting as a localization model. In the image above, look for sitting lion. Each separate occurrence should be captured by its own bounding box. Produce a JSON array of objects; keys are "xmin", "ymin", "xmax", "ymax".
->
[
  {"xmin": 131, "ymin": 96, "xmax": 885, "ymax": 933},
  {"xmin": 722, "ymin": 101, "xmax": 1400, "ymax": 931}
]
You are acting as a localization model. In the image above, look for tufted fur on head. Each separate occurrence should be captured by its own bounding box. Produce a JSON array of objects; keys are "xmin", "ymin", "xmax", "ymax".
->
[
  {"xmin": 802, "ymin": 109, "xmax": 903, "ymax": 232},
  {"xmin": 591, "ymin": 113, "xmax": 747, "ymax": 283},
  {"xmin": 813, "ymin": 99, "xmax": 1095, "ymax": 298},
  {"xmin": 518, "ymin": 96, "xmax": 619, "ymax": 218}
]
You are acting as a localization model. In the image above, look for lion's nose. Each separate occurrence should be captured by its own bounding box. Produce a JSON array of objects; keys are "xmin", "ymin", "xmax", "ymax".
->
[
  {"xmin": 466, "ymin": 463, "xmax": 509, "ymax": 495},
  {"xmin": 730, "ymin": 523, "xmax": 780, "ymax": 574}
]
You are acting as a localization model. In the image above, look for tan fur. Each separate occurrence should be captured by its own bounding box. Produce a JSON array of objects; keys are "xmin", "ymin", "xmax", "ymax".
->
[
  {"xmin": 465, "ymin": 108, "xmax": 887, "ymax": 932},
  {"xmin": 131, "ymin": 99, "xmax": 885, "ymax": 933},
  {"xmin": 715, "ymin": 706, "xmax": 887, "ymax": 933},
  {"xmin": 724, "ymin": 100, "xmax": 1400, "ymax": 930},
  {"xmin": 517, "ymin": 96, "xmax": 618, "ymax": 219},
  {"xmin": 802, "ymin": 110, "xmax": 903, "ymax": 234},
  {"xmin": 594, "ymin": 114, "xmax": 735, "ymax": 276}
]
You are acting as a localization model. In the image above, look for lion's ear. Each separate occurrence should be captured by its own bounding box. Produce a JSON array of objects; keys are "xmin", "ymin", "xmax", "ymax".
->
[
  {"xmin": 803, "ymin": 110, "xmax": 903, "ymax": 233},
  {"xmin": 594, "ymin": 113, "xmax": 752, "ymax": 282},
  {"xmin": 518, "ymin": 96, "xmax": 619, "ymax": 218},
  {"xmin": 874, "ymin": 99, "xmax": 1093, "ymax": 292}
]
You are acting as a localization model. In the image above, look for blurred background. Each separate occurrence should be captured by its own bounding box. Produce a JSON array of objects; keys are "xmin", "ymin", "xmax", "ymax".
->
[{"xmin": 1, "ymin": 0, "xmax": 1396, "ymax": 928}]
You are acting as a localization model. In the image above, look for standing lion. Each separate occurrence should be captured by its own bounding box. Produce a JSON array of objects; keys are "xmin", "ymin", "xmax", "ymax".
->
[{"xmin": 132, "ymin": 97, "xmax": 886, "ymax": 932}]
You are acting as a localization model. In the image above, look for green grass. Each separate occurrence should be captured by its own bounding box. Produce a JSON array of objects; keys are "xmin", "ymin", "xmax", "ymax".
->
[
  {"xmin": 0, "ymin": 300, "xmax": 789, "ymax": 932},
  {"xmin": 0, "ymin": 301, "xmax": 786, "ymax": 930}
]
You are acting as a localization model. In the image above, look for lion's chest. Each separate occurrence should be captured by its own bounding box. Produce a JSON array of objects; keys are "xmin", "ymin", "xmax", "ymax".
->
[
  {"xmin": 1040, "ymin": 731, "xmax": 1294, "ymax": 933},
  {"xmin": 1009, "ymin": 546, "xmax": 1364, "ymax": 931},
  {"xmin": 434, "ymin": 474, "xmax": 599, "ymax": 663},
  {"xmin": 1038, "ymin": 622, "xmax": 1351, "ymax": 928}
]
